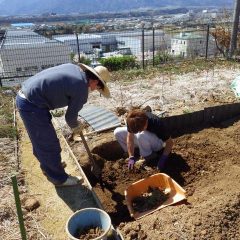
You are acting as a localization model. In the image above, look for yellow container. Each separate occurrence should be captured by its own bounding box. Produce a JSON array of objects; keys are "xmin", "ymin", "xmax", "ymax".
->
[{"xmin": 125, "ymin": 173, "xmax": 186, "ymax": 219}]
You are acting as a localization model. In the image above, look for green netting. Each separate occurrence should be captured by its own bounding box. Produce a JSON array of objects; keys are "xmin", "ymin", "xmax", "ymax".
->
[{"xmin": 231, "ymin": 76, "xmax": 240, "ymax": 98}]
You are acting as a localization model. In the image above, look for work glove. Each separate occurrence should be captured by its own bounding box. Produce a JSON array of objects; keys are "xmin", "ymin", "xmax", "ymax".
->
[
  {"xmin": 72, "ymin": 122, "xmax": 84, "ymax": 135},
  {"xmin": 157, "ymin": 154, "xmax": 168, "ymax": 171},
  {"xmin": 128, "ymin": 156, "xmax": 136, "ymax": 170}
]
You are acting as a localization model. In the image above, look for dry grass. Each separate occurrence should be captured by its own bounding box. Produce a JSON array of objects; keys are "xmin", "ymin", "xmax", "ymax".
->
[
  {"xmin": 0, "ymin": 88, "xmax": 50, "ymax": 239},
  {"xmin": 111, "ymin": 58, "xmax": 239, "ymax": 83},
  {"xmin": 0, "ymin": 88, "xmax": 17, "ymax": 138}
]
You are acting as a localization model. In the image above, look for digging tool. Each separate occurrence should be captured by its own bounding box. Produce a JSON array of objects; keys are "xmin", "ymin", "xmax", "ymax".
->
[{"xmin": 79, "ymin": 131, "xmax": 104, "ymax": 186}]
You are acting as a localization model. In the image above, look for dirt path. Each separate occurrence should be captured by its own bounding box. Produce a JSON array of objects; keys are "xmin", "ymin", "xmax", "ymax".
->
[
  {"xmin": 17, "ymin": 114, "xmax": 98, "ymax": 239},
  {"xmin": 0, "ymin": 138, "xmax": 20, "ymax": 239}
]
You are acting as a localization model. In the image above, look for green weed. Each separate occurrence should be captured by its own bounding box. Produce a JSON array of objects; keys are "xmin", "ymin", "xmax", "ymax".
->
[{"xmin": 0, "ymin": 88, "xmax": 16, "ymax": 139}]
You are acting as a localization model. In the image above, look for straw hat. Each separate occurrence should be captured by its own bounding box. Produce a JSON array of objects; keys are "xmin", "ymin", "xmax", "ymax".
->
[{"xmin": 79, "ymin": 63, "xmax": 111, "ymax": 98}]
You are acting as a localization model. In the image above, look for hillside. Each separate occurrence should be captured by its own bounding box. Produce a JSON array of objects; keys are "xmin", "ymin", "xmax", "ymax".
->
[{"xmin": 0, "ymin": 0, "xmax": 234, "ymax": 16}]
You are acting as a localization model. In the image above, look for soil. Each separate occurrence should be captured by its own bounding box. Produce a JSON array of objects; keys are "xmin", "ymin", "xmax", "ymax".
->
[
  {"xmin": 131, "ymin": 187, "xmax": 169, "ymax": 213},
  {"xmin": 68, "ymin": 119, "xmax": 240, "ymax": 239},
  {"xmin": 76, "ymin": 226, "xmax": 104, "ymax": 240}
]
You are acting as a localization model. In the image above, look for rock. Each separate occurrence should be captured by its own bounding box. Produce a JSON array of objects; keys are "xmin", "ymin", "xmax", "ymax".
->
[
  {"xmin": 116, "ymin": 107, "xmax": 127, "ymax": 116},
  {"xmin": 138, "ymin": 229, "xmax": 147, "ymax": 239},
  {"xmin": 118, "ymin": 222, "xmax": 125, "ymax": 229},
  {"xmin": 129, "ymin": 230, "xmax": 138, "ymax": 239},
  {"xmin": 134, "ymin": 159, "xmax": 146, "ymax": 169},
  {"xmin": 201, "ymin": 230, "xmax": 207, "ymax": 236},
  {"xmin": 24, "ymin": 198, "xmax": 40, "ymax": 211},
  {"xmin": 21, "ymin": 209, "xmax": 28, "ymax": 215},
  {"xmin": 194, "ymin": 217, "xmax": 202, "ymax": 226},
  {"xmin": 124, "ymin": 227, "xmax": 131, "ymax": 234},
  {"xmin": 142, "ymin": 105, "xmax": 152, "ymax": 112},
  {"xmin": 112, "ymin": 162, "xmax": 120, "ymax": 170}
]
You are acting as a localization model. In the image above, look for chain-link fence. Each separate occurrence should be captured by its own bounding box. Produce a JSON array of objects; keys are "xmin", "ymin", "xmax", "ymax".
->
[{"xmin": 0, "ymin": 22, "xmax": 235, "ymax": 87}]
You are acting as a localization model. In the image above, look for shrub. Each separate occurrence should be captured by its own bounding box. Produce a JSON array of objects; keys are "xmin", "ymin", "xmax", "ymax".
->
[
  {"xmin": 79, "ymin": 56, "xmax": 91, "ymax": 65},
  {"xmin": 0, "ymin": 125, "xmax": 17, "ymax": 138},
  {"xmin": 154, "ymin": 52, "xmax": 174, "ymax": 65},
  {"xmin": 99, "ymin": 55, "xmax": 138, "ymax": 71},
  {"xmin": 72, "ymin": 54, "xmax": 91, "ymax": 65}
]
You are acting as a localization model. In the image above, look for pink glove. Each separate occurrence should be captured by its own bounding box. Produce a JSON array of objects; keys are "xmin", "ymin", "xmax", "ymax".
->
[{"xmin": 128, "ymin": 156, "xmax": 136, "ymax": 170}]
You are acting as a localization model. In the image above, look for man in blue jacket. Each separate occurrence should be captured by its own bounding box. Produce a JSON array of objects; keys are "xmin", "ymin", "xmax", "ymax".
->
[{"xmin": 16, "ymin": 63, "xmax": 111, "ymax": 186}]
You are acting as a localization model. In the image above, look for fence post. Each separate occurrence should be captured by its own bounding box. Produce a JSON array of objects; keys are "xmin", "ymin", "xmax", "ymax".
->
[
  {"xmin": 205, "ymin": 24, "xmax": 209, "ymax": 60},
  {"xmin": 12, "ymin": 175, "xmax": 27, "ymax": 240},
  {"xmin": 142, "ymin": 28, "xmax": 145, "ymax": 69},
  {"xmin": 75, "ymin": 32, "xmax": 81, "ymax": 63},
  {"xmin": 152, "ymin": 27, "xmax": 155, "ymax": 66},
  {"xmin": 230, "ymin": 0, "xmax": 240, "ymax": 58}
]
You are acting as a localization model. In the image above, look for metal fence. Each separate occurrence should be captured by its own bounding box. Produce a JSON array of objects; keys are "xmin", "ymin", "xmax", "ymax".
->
[{"xmin": 0, "ymin": 22, "xmax": 234, "ymax": 87}]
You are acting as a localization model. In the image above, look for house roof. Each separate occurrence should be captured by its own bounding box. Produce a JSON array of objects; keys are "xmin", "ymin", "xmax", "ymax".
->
[
  {"xmin": 1, "ymin": 29, "xmax": 64, "ymax": 49},
  {"xmin": 173, "ymin": 32, "xmax": 203, "ymax": 40}
]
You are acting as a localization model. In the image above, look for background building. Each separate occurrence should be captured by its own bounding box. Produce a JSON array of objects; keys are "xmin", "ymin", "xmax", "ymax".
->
[
  {"xmin": 53, "ymin": 33, "xmax": 118, "ymax": 55},
  {"xmin": 170, "ymin": 32, "xmax": 217, "ymax": 58},
  {"xmin": 0, "ymin": 29, "xmax": 71, "ymax": 82},
  {"xmin": 115, "ymin": 30, "xmax": 168, "ymax": 59}
]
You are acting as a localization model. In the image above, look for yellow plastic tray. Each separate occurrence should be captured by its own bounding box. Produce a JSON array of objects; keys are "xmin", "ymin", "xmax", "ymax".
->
[{"xmin": 125, "ymin": 173, "xmax": 186, "ymax": 219}]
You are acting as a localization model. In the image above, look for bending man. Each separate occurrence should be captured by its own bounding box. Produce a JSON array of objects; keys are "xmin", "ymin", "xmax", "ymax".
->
[{"xmin": 16, "ymin": 63, "xmax": 111, "ymax": 186}]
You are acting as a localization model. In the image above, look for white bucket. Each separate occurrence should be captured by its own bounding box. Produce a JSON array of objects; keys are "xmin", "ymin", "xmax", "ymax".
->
[{"xmin": 66, "ymin": 208, "xmax": 112, "ymax": 240}]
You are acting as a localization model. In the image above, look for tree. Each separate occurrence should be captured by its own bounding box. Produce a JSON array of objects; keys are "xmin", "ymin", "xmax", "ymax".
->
[
  {"xmin": 211, "ymin": 26, "xmax": 231, "ymax": 58},
  {"xmin": 210, "ymin": 9, "xmax": 240, "ymax": 58},
  {"xmin": 211, "ymin": 25, "xmax": 240, "ymax": 58}
]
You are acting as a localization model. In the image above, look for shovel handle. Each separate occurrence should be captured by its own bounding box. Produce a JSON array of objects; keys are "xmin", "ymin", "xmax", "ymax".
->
[
  {"xmin": 79, "ymin": 131, "xmax": 95, "ymax": 165},
  {"xmin": 79, "ymin": 132, "xmax": 102, "ymax": 178}
]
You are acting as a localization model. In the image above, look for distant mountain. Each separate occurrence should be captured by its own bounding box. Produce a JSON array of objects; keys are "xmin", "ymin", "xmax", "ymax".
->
[{"xmin": 0, "ymin": 0, "xmax": 234, "ymax": 16}]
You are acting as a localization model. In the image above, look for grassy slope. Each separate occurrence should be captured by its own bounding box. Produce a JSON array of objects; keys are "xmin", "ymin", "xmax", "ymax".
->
[
  {"xmin": 0, "ymin": 88, "xmax": 16, "ymax": 138},
  {"xmin": 112, "ymin": 59, "xmax": 238, "ymax": 82}
]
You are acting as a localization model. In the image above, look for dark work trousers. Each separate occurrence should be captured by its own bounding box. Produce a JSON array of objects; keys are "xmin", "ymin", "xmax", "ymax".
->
[{"xmin": 16, "ymin": 94, "xmax": 68, "ymax": 184}]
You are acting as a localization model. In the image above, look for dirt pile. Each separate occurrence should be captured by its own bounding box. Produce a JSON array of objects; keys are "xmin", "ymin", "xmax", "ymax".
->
[
  {"xmin": 132, "ymin": 187, "xmax": 169, "ymax": 213},
  {"xmin": 76, "ymin": 226, "xmax": 104, "ymax": 240}
]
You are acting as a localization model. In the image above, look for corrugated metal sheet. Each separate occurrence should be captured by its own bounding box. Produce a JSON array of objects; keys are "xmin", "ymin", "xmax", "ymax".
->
[{"xmin": 79, "ymin": 105, "xmax": 121, "ymax": 133}]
